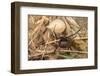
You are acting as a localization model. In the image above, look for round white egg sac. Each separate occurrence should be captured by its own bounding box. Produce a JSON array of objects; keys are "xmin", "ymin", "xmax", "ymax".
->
[{"xmin": 47, "ymin": 19, "xmax": 66, "ymax": 34}]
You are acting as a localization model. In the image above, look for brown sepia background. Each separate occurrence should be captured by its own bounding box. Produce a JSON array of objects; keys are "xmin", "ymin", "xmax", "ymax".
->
[{"xmin": 28, "ymin": 15, "xmax": 88, "ymax": 60}]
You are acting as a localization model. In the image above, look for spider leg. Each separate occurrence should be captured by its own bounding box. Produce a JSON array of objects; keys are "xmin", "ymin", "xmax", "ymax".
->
[{"xmin": 66, "ymin": 27, "xmax": 81, "ymax": 38}]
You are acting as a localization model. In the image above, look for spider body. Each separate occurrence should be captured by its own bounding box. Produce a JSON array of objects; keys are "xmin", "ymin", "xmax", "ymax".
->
[{"xmin": 58, "ymin": 37, "xmax": 72, "ymax": 48}]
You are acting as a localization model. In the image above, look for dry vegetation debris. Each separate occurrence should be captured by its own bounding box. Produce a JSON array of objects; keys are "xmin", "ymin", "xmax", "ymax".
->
[{"xmin": 28, "ymin": 15, "xmax": 88, "ymax": 60}]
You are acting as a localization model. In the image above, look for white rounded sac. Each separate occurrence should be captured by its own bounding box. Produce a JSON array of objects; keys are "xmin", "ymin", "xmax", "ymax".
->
[{"xmin": 47, "ymin": 19, "xmax": 66, "ymax": 34}]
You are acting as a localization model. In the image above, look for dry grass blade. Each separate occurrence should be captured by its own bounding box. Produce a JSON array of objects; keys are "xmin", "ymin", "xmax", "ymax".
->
[
  {"xmin": 59, "ymin": 50, "xmax": 88, "ymax": 54},
  {"xmin": 46, "ymin": 39, "xmax": 60, "ymax": 45},
  {"xmin": 74, "ymin": 37, "xmax": 88, "ymax": 40}
]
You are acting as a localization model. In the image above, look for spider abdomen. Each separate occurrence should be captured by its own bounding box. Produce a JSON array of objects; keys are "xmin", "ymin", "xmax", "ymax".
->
[
  {"xmin": 59, "ymin": 41, "xmax": 67, "ymax": 48},
  {"xmin": 59, "ymin": 37, "xmax": 69, "ymax": 48}
]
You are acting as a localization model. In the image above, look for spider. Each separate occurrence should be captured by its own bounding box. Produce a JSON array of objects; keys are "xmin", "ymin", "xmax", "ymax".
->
[
  {"xmin": 60, "ymin": 29, "xmax": 80, "ymax": 48},
  {"xmin": 51, "ymin": 27, "xmax": 81, "ymax": 49}
]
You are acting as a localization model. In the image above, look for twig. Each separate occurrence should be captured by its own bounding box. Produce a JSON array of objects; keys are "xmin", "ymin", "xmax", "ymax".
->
[
  {"xmin": 35, "ymin": 49, "xmax": 54, "ymax": 54},
  {"xmin": 74, "ymin": 37, "xmax": 88, "ymax": 40},
  {"xmin": 59, "ymin": 50, "xmax": 87, "ymax": 54},
  {"xmin": 45, "ymin": 39, "xmax": 60, "ymax": 45},
  {"xmin": 41, "ymin": 45, "xmax": 47, "ymax": 60},
  {"xmin": 66, "ymin": 17, "xmax": 80, "ymax": 28}
]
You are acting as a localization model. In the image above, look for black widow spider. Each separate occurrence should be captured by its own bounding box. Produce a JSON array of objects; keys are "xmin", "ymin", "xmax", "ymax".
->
[{"xmin": 52, "ymin": 25, "xmax": 81, "ymax": 49}]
